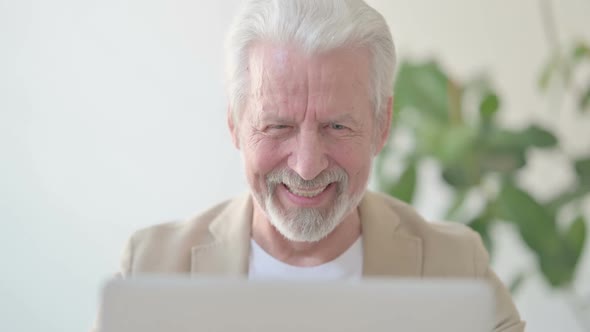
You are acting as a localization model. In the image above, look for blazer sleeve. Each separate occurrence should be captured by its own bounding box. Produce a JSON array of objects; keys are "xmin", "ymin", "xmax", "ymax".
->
[{"xmin": 472, "ymin": 231, "xmax": 526, "ymax": 332}]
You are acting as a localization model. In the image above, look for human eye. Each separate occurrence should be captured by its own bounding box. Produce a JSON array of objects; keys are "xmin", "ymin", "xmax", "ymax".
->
[
  {"xmin": 265, "ymin": 124, "xmax": 293, "ymax": 133},
  {"xmin": 328, "ymin": 122, "xmax": 347, "ymax": 130},
  {"xmin": 269, "ymin": 124, "xmax": 291, "ymax": 130},
  {"xmin": 263, "ymin": 124, "xmax": 293, "ymax": 137}
]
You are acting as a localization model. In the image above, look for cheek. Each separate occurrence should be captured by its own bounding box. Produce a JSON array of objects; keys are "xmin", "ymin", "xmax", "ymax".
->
[
  {"xmin": 243, "ymin": 138, "xmax": 286, "ymax": 180},
  {"xmin": 329, "ymin": 144, "xmax": 373, "ymax": 184}
]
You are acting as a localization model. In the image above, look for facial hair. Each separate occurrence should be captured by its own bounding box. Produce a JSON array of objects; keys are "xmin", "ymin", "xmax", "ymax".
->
[{"xmin": 253, "ymin": 167, "xmax": 365, "ymax": 242}]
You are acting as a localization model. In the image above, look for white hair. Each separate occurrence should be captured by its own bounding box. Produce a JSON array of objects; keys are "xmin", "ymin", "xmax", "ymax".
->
[{"xmin": 225, "ymin": 0, "xmax": 396, "ymax": 121}]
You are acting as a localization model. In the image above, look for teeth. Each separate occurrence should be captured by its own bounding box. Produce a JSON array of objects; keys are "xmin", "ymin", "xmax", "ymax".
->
[{"xmin": 285, "ymin": 184, "xmax": 328, "ymax": 198}]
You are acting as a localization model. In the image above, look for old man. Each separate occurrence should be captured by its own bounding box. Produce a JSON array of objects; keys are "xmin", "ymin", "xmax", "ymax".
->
[{"xmin": 117, "ymin": 1, "xmax": 525, "ymax": 331}]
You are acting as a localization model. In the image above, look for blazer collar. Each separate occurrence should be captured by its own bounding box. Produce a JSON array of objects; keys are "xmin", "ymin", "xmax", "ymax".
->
[
  {"xmin": 190, "ymin": 191, "xmax": 423, "ymax": 278},
  {"xmin": 190, "ymin": 194, "xmax": 252, "ymax": 276},
  {"xmin": 359, "ymin": 192, "xmax": 423, "ymax": 277}
]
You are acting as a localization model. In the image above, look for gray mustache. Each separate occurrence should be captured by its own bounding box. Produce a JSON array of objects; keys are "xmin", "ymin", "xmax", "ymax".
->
[{"xmin": 266, "ymin": 168, "xmax": 348, "ymax": 189}]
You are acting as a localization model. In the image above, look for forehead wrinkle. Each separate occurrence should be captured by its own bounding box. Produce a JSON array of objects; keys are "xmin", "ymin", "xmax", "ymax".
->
[
  {"xmin": 250, "ymin": 44, "xmax": 374, "ymax": 126},
  {"xmin": 249, "ymin": 58, "xmax": 283, "ymax": 124},
  {"xmin": 256, "ymin": 50, "xmax": 309, "ymax": 121},
  {"xmin": 313, "ymin": 51, "xmax": 372, "ymax": 121},
  {"xmin": 304, "ymin": 59, "xmax": 331, "ymax": 121},
  {"xmin": 307, "ymin": 64, "xmax": 352, "ymax": 121}
]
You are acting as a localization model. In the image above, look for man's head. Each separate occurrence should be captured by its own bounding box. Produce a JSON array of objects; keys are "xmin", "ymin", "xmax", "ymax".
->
[{"xmin": 226, "ymin": 0, "xmax": 396, "ymax": 242}]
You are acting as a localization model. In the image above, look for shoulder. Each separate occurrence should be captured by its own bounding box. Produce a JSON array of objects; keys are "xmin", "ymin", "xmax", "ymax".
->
[
  {"xmin": 363, "ymin": 191, "xmax": 480, "ymax": 241},
  {"xmin": 123, "ymin": 195, "xmax": 249, "ymax": 273},
  {"xmin": 363, "ymin": 191, "xmax": 488, "ymax": 276},
  {"xmin": 362, "ymin": 192, "xmax": 524, "ymax": 329}
]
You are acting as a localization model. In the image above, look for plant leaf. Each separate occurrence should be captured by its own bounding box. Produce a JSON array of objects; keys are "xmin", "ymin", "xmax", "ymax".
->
[
  {"xmin": 495, "ymin": 182, "xmax": 580, "ymax": 287},
  {"xmin": 497, "ymin": 182, "xmax": 559, "ymax": 255},
  {"xmin": 564, "ymin": 216, "xmax": 587, "ymax": 271},
  {"xmin": 413, "ymin": 116, "xmax": 446, "ymax": 156},
  {"xmin": 394, "ymin": 60, "xmax": 450, "ymax": 123},
  {"xmin": 442, "ymin": 165, "xmax": 475, "ymax": 188},
  {"xmin": 575, "ymin": 158, "xmax": 590, "ymax": 185},
  {"xmin": 579, "ymin": 85, "xmax": 590, "ymax": 112},
  {"xmin": 435, "ymin": 126, "xmax": 477, "ymax": 166},
  {"xmin": 480, "ymin": 147, "xmax": 527, "ymax": 173},
  {"xmin": 572, "ymin": 42, "xmax": 590, "ymax": 64},
  {"xmin": 521, "ymin": 126, "xmax": 558, "ymax": 147},
  {"xmin": 538, "ymin": 252, "xmax": 575, "ymax": 287},
  {"xmin": 468, "ymin": 214, "xmax": 494, "ymax": 253},
  {"xmin": 480, "ymin": 92, "xmax": 500, "ymax": 120},
  {"xmin": 485, "ymin": 125, "xmax": 557, "ymax": 150},
  {"xmin": 539, "ymin": 216, "xmax": 587, "ymax": 287}
]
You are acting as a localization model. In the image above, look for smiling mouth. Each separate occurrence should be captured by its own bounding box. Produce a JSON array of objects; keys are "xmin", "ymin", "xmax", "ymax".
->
[{"xmin": 283, "ymin": 183, "xmax": 331, "ymax": 198}]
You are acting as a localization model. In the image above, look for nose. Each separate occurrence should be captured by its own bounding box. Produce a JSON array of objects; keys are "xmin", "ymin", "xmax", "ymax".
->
[{"xmin": 287, "ymin": 129, "xmax": 329, "ymax": 180}]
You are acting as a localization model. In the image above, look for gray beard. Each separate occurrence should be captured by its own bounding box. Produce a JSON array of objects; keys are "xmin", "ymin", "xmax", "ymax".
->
[{"xmin": 254, "ymin": 168, "xmax": 365, "ymax": 242}]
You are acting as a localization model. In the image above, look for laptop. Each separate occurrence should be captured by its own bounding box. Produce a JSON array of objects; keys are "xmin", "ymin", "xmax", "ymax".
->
[{"xmin": 98, "ymin": 277, "xmax": 494, "ymax": 332}]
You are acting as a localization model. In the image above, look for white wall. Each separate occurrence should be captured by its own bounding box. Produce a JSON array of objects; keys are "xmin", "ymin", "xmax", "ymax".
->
[{"xmin": 1, "ymin": 1, "xmax": 589, "ymax": 331}]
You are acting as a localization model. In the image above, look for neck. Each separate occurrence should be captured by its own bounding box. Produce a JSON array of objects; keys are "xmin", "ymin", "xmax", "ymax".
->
[{"xmin": 251, "ymin": 201, "xmax": 362, "ymax": 267}]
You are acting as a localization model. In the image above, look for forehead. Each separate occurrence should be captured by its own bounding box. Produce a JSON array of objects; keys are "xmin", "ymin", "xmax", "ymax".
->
[
  {"xmin": 248, "ymin": 43, "xmax": 370, "ymax": 80},
  {"xmin": 245, "ymin": 43, "xmax": 372, "ymax": 119}
]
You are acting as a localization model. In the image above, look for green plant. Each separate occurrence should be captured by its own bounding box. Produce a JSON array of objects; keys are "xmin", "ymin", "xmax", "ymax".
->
[
  {"xmin": 375, "ymin": 1, "xmax": 590, "ymax": 329},
  {"xmin": 376, "ymin": 40, "xmax": 590, "ymax": 327},
  {"xmin": 377, "ymin": 41, "xmax": 590, "ymax": 281}
]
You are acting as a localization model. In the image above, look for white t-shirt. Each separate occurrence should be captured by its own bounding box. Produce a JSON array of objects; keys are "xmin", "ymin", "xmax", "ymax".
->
[{"xmin": 248, "ymin": 237, "xmax": 363, "ymax": 281}]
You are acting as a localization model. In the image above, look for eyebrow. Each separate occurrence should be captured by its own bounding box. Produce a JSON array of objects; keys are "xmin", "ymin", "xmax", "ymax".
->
[
  {"xmin": 256, "ymin": 112, "xmax": 362, "ymax": 126},
  {"xmin": 330, "ymin": 113, "xmax": 358, "ymax": 124},
  {"xmin": 325, "ymin": 113, "xmax": 364, "ymax": 129},
  {"xmin": 256, "ymin": 112, "xmax": 291, "ymax": 124}
]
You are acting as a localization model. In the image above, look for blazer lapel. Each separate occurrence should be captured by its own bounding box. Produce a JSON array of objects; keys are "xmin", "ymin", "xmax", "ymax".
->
[
  {"xmin": 360, "ymin": 192, "xmax": 423, "ymax": 277},
  {"xmin": 190, "ymin": 194, "xmax": 252, "ymax": 276},
  {"xmin": 189, "ymin": 192, "xmax": 423, "ymax": 278}
]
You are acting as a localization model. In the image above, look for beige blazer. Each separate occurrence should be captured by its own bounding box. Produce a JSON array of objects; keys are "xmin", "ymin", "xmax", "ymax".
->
[{"xmin": 116, "ymin": 191, "xmax": 525, "ymax": 332}]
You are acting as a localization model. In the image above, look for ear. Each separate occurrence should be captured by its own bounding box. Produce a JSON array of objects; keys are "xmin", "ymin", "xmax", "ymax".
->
[
  {"xmin": 373, "ymin": 96, "xmax": 393, "ymax": 156},
  {"xmin": 227, "ymin": 107, "xmax": 240, "ymax": 150}
]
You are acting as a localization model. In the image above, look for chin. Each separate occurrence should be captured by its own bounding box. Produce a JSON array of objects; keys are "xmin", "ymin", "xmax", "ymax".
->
[{"xmin": 263, "ymin": 188, "xmax": 364, "ymax": 243}]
